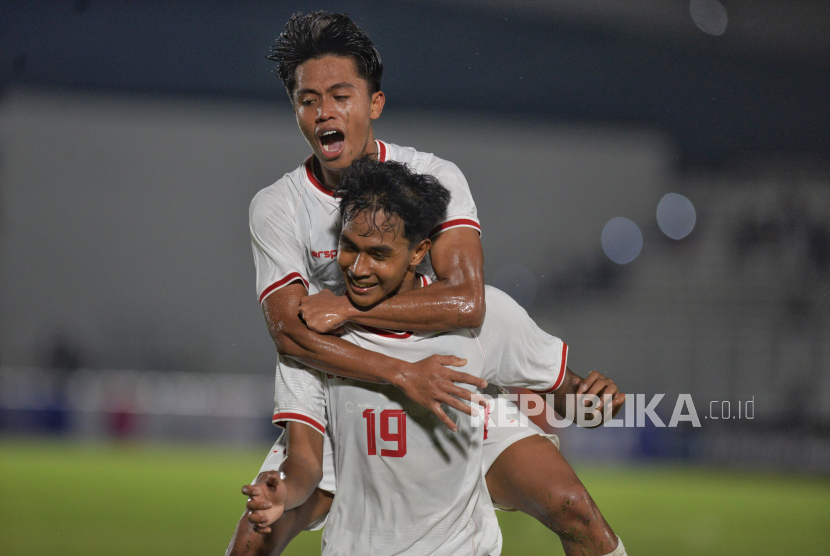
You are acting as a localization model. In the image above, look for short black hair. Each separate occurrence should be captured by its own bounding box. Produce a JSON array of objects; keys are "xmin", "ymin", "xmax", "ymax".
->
[
  {"xmin": 267, "ymin": 12, "xmax": 383, "ymax": 101},
  {"xmin": 338, "ymin": 157, "xmax": 450, "ymax": 246}
]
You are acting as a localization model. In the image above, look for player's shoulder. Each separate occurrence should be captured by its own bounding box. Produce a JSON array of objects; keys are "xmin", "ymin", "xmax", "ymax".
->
[
  {"xmin": 383, "ymin": 141, "xmax": 465, "ymax": 180},
  {"xmin": 249, "ymin": 163, "xmax": 305, "ymax": 219}
]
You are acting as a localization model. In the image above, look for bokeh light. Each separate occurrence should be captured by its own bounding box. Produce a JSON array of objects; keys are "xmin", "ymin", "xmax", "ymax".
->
[
  {"xmin": 601, "ymin": 217, "xmax": 643, "ymax": 264},
  {"xmin": 492, "ymin": 263, "xmax": 537, "ymax": 307},
  {"xmin": 657, "ymin": 193, "xmax": 697, "ymax": 240},
  {"xmin": 689, "ymin": 0, "xmax": 728, "ymax": 36}
]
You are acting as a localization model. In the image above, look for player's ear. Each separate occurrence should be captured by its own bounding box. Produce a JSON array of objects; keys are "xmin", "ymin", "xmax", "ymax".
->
[
  {"xmin": 370, "ymin": 91, "xmax": 385, "ymax": 120},
  {"xmin": 410, "ymin": 238, "xmax": 431, "ymax": 267}
]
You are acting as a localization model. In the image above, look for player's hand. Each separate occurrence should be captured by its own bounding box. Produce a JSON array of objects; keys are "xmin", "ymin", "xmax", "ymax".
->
[
  {"xmin": 392, "ymin": 355, "xmax": 487, "ymax": 432},
  {"xmin": 299, "ymin": 290, "xmax": 351, "ymax": 334},
  {"xmin": 242, "ymin": 471, "xmax": 288, "ymax": 534},
  {"xmin": 574, "ymin": 370, "xmax": 625, "ymax": 423}
]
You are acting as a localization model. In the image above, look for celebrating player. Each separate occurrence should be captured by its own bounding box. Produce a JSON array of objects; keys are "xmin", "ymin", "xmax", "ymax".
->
[
  {"xmin": 226, "ymin": 11, "xmax": 625, "ymax": 556},
  {"xmin": 240, "ymin": 158, "xmax": 627, "ymax": 556}
]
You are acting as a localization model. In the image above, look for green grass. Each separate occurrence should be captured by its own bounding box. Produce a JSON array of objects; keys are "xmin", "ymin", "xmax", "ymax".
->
[{"xmin": 1, "ymin": 438, "xmax": 828, "ymax": 555}]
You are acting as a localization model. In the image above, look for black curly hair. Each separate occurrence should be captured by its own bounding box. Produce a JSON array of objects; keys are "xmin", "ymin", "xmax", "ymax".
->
[
  {"xmin": 337, "ymin": 157, "xmax": 450, "ymax": 246},
  {"xmin": 267, "ymin": 12, "xmax": 383, "ymax": 102}
]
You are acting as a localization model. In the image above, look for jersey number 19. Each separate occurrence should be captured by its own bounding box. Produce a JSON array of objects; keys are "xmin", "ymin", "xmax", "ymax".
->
[{"xmin": 363, "ymin": 409, "xmax": 407, "ymax": 457}]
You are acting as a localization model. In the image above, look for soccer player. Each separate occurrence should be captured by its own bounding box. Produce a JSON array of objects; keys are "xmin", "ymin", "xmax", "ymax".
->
[
  {"xmin": 226, "ymin": 11, "xmax": 625, "ymax": 556},
  {"xmin": 241, "ymin": 157, "xmax": 627, "ymax": 556}
]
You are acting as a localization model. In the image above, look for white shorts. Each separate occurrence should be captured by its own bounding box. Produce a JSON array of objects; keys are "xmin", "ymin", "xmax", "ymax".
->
[{"xmin": 257, "ymin": 395, "xmax": 559, "ymax": 529}]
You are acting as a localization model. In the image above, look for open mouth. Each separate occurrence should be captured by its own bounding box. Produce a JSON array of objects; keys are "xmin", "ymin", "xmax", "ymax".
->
[{"xmin": 318, "ymin": 130, "xmax": 345, "ymax": 158}]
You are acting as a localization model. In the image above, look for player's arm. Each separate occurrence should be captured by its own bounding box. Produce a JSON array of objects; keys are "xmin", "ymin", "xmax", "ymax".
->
[
  {"xmin": 299, "ymin": 227, "xmax": 485, "ymax": 332},
  {"xmin": 265, "ymin": 282, "xmax": 485, "ymax": 431},
  {"xmin": 242, "ymin": 422, "xmax": 323, "ymax": 534},
  {"xmin": 549, "ymin": 368, "xmax": 625, "ymax": 427}
]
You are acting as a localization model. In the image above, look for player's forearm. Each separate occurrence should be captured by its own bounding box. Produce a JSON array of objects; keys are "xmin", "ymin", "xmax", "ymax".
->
[
  {"xmin": 279, "ymin": 455, "xmax": 323, "ymax": 513},
  {"xmin": 275, "ymin": 322, "xmax": 405, "ymax": 385},
  {"xmin": 342, "ymin": 279, "xmax": 485, "ymax": 332},
  {"xmin": 551, "ymin": 367, "xmax": 580, "ymax": 421}
]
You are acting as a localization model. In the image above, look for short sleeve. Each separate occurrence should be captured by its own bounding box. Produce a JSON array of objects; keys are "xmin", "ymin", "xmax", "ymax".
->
[
  {"xmin": 250, "ymin": 187, "xmax": 310, "ymax": 303},
  {"xmin": 272, "ymin": 355, "xmax": 328, "ymax": 436},
  {"xmin": 423, "ymin": 157, "xmax": 481, "ymax": 238},
  {"xmin": 476, "ymin": 286, "xmax": 568, "ymax": 393}
]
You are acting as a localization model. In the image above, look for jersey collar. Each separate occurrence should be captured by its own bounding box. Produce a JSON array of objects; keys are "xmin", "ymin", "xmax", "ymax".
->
[{"xmin": 303, "ymin": 140, "xmax": 389, "ymax": 201}]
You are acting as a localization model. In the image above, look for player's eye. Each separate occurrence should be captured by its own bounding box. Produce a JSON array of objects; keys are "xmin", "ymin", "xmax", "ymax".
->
[{"xmin": 334, "ymin": 95, "xmax": 348, "ymax": 101}]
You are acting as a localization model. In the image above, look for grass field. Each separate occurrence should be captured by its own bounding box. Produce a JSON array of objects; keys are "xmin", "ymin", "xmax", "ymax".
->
[{"xmin": 1, "ymin": 438, "xmax": 829, "ymax": 555}]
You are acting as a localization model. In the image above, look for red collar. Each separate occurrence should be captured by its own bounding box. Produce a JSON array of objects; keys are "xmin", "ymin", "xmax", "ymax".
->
[{"xmin": 304, "ymin": 140, "xmax": 388, "ymax": 198}]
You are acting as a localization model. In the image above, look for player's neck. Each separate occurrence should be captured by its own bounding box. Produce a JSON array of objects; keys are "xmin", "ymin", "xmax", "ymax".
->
[
  {"xmin": 392, "ymin": 268, "xmax": 421, "ymax": 298},
  {"xmin": 313, "ymin": 130, "xmax": 378, "ymax": 190}
]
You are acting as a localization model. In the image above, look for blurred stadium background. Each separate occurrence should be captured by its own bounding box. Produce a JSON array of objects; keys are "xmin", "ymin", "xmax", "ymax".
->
[{"xmin": 1, "ymin": 1, "xmax": 829, "ymax": 554}]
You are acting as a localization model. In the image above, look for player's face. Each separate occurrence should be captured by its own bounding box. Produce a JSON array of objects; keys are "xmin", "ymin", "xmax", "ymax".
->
[
  {"xmin": 338, "ymin": 211, "xmax": 429, "ymax": 308},
  {"xmin": 293, "ymin": 55, "xmax": 385, "ymax": 176}
]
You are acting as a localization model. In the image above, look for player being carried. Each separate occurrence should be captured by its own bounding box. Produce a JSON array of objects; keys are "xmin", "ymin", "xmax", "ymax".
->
[
  {"xmin": 241, "ymin": 157, "xmax": 628, "ymax": 556},
  {"xmin": 227, "ymin": 11, "xmax": 626, "ymax": 556}
]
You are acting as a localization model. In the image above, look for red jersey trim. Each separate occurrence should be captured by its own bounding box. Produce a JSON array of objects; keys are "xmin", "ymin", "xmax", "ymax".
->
[
  {"xmin": 272, "ymin": 412, "xmax": 326, "ymax": 434},
  {"xmin": 429, "ymin": 218, "xmax": 482, "ymax": 238},
  {"xmin": 259, "ymin": 272, "xmax": 309, "ymax": 303},
  {"xmin": 303, "ymin": 141, "xmax": 386, "ymax": 198},
  {"xmin": 304, "ymin": 157, "xmax": 337, "ymax": 198},
  {"xmin": 529, "ymin": 343, "xmax": 568, "ymax": 394},
  {"xmin": 357, "ymin": 324, "xmax": 414, "ymax": 339}
]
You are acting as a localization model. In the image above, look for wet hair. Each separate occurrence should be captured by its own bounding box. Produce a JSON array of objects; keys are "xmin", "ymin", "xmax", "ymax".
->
[
  {"xmin": 337, "ymin": 157, "xmax": 450, "ymax": 246},
  {"xmin": 267, "ymin": 12, "xmax": 383, "ymax": 101}
]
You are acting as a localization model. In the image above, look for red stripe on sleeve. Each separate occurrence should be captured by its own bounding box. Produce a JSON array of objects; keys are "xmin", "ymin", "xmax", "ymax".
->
[
  {"xmin": 272, "ymin": 412, "xmax": 325, "ymax": 434},
  {"xmin": 530, "ymin": 342, "xmax": 568, "ymax": 394},
  {"xmin": 429, "ymin": 218, "xmax": 481, "ymax": 237},
  {"xmin": 259, "ymin": 272, "xmax": 309, "ymax": 303}
]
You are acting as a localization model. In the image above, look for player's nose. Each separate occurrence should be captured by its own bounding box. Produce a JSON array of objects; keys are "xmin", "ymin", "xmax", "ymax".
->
[
  {"xmin": 316, "ymin": 97, "xmax": 336, "ymax": 122},
  {"xmin": 350, "ymin": 253, "xmax": 371, "ymax": 277}
]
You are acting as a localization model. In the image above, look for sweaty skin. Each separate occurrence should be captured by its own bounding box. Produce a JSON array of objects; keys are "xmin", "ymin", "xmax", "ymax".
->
[
  {"xmin": 293, "ymin": 56, "xmax": 486, "ymax": 334},
  {"xmin": 299, "ymin": 226, "xmax": 486, "ymax": 333},
  {"xmin": 230, "ymin": 53, "xmax": 623, "ymax": 556},
  {"xmin": 231, "ymin": 208, "xmax": 624, "ymax": 556},
  {"xmin": 263, "ymin": 55, "xmax": 487, "ymax": 430}
]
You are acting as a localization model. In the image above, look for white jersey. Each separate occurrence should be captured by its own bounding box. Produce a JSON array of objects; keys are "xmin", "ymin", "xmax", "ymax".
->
[
  {"xmin": 273, "ymin": 285, "xmax": 568, "ymax": 556},
  {"xmin": 250, "ymin": 140, "xmax": 480, "ymax": 302}
]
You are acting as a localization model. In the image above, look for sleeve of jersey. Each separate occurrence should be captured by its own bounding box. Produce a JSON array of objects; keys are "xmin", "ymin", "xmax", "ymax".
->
[
  {"xmin": 424, "ymin": 158, "xmax": 481, "ymax": 238},
  {"xmin": 478, "ymin": 286, "xmax": 568, "ymax": 394},
  {"xmin": 249, "ymin": 189, "xmax": 310, "ymax": 304},
  {"xmin": 272, "ymin": 355, "xmax": 327, "ymax": 436}
]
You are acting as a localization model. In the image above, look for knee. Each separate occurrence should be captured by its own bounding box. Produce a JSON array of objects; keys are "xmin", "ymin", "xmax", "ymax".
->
[{"xmin": 539, "ymin": 481, "xmax": 599, "ymax": 535}]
